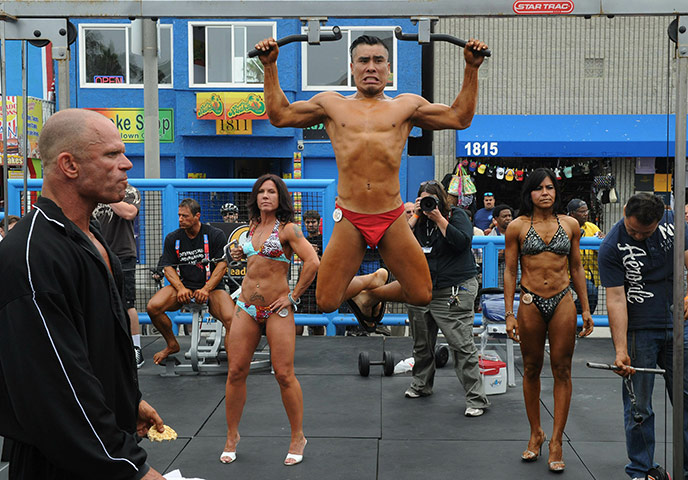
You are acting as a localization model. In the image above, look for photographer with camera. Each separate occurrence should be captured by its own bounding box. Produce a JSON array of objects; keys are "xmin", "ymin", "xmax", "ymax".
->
[{"xmin": 404, "ymin": 180, "xmax": 490, "ymax": 417}]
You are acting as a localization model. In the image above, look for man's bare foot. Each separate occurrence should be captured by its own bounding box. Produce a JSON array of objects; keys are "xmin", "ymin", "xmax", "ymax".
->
[
  {"xmin": 153, "ymin": 342, "xmax": 180, "ymax": 365},
  {"xmin": 366, "ymin": 268, "xmax": 389, "ymax": 290},
  {"xmin": 350, "ymin": 292, "xmax": 383, "ymax": 318},
  {"xmin": 351, "ymin": 268, "xmax": 389, "ymax": 315}
]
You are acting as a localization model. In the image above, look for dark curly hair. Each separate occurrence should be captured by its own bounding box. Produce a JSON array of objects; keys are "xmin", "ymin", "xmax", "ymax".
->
[
  {"xmin": 247, "ymin": 174, "xmax": 295, "ymax": 224},
  {"xmin": 624, "ymin": 193, "xmax": 665, "ymax": 225}
]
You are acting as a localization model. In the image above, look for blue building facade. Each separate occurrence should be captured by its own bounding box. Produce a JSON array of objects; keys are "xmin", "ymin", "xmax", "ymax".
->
[
  {"xmin": 1, "ymin": 41, "xmax": 47, "ymax": 99},
  {"xmin": 64, "ymin": 17, "xmax": 432, "ymax": 201}
]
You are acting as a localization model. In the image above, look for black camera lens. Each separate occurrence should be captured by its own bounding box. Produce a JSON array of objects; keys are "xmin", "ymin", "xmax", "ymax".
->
[{"xmin": 420, "ymin": 195, "xmax": 439, "ymax": 212}]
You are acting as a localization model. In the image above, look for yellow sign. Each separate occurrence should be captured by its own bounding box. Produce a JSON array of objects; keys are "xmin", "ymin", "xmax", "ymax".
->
[
  {"xmin": 0, "ymin": 154, "xmax": 25, "ymax": 167},
  {"xmin": 0, "ymin": 96, "xmax": 46, "ymax": 158},
  {"xmin": 228, "ymin": 224, "xmax": 249, "ymax": 277},
  {"xmin": 216, "ymin": 119, "xmax": 252, "ymax": 135},
  {"xmin": 196, "ymin": 92, "xmax": 268, "ymax": 120}
]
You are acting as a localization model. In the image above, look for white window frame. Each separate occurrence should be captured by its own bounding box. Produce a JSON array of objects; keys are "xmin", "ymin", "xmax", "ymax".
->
[
  {"xmin": 187, "ymin": 21, "xmax": 276, "ymax": 88},
  {"xmin": 78, "ymin": 23, "xmax": 174, "ymax": 89},
  {"xmin": 301, "ymin": 26, "xmax": 398, "ymax": 92}
]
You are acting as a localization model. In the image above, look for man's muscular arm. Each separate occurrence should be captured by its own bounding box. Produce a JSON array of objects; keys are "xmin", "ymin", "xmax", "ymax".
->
[
  {"xmin": 255, "ymin": 38, "xmax": 327, "ymax": 128},
  {"xmin": 109, "ymin": 201, "xmax": 138, "ymax": 221},
  {"xmin": 410, "ymin": 38, "xmax": 488, "ymax": 130}
]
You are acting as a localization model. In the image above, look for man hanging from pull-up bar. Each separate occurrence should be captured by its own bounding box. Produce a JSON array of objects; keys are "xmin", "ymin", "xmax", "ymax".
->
[{"xmin": 254, "ymin": 33, "xmax": 488, "ymax": 331}]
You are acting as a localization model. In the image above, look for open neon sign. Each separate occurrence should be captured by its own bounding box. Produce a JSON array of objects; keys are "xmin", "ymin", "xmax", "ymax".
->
[{"xmin": 93, "ymin": 75, "xmax": 124, "ymax": 84}]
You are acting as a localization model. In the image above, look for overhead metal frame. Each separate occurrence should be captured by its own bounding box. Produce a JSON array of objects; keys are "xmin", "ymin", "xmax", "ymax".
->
[{"xmin": 0, "ymin": 0, "xmax": 687, "ymax": 19}]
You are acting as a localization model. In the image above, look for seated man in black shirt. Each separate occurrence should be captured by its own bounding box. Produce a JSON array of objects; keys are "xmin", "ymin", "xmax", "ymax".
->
[{"xmin": 147, "ymin": 198, "xmax": 234, "ymax": 364}]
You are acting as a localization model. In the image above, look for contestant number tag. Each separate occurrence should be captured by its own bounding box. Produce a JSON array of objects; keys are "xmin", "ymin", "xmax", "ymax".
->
[
  {"xmin": 333, "ymin": 208, "xmax": 343, "ymax": 222},
  {"xmin": 521, "ymin": 293, "xmax": 533, "ymax": 305}
]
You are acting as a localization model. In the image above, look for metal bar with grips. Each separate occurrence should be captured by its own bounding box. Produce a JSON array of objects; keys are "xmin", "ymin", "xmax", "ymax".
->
[
  {"xmin": 248, "ymin": 26, "xmax": 342, "ymax": 58},
  {"xmin": 586, "ymin": 362, "xmax": 666, "ymax": 375},
  {"xmin": 394, "ymin": 26, "xmax": 491, "ymax": 57}
]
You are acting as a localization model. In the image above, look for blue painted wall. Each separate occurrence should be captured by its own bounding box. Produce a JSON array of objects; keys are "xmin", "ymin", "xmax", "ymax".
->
[{"xmin": 3, "ymin": 41, "xmax": 46, "ymax": 98}]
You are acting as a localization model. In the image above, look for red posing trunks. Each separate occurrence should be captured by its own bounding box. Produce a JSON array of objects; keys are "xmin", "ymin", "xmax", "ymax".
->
[{"xmin": 335, "ymin": 203, "xmax": 405, "ymax": 248}]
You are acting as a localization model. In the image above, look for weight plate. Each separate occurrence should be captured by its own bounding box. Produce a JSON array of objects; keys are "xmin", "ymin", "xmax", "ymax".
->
[
  {"xmin": 358, "ymin": 351, "xmax": 370, "ymax": 377},
  {"xmin": 435, "ymin": 345, "xmax": 449, "ymax": 368},
  {"xmin": 383, "ymin": 351, "xmax": 395, "ymax": 376}
]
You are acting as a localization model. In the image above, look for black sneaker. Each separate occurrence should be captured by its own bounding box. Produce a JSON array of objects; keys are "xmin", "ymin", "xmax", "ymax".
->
[{"xmin": 134, "ymin": 346, "xmax": 144, "ymax": 369}]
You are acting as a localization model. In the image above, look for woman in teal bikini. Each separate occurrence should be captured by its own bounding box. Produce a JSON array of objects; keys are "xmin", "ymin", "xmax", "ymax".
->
[
  {"xmin": 504, "ymin": 168, "xmax": 594, "ymax": 473},
  {"xmin": 224, "ymin": 174, "xmax": 319, "ymax": 466}
]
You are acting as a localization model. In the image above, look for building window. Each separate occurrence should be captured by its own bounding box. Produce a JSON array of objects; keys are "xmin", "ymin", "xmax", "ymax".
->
[
  {"xmin": 189, "ymin": 22, "xmax": 275, "ymax": 87},
  {"xmin": 79, "ymin": 23, "xmax": 173, "ymax": 87},
  {"xmin": 303, "ymin": 27, "xmax": 397, "ymax": 91}
]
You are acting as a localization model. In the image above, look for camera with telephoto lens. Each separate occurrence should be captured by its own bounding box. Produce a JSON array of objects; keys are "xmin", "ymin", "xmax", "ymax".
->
[{"xmin": 420, "ymin": 195, "xmax": 439, "ymax": 212}]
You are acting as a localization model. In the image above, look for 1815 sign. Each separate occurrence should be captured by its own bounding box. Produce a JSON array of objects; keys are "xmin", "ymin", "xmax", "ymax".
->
[{"xmin": 463, "ymin": 141, "xmax": 499, "ymax": 156}]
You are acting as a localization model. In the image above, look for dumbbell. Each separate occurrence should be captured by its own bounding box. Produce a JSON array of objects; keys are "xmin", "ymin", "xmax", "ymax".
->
[
  {"xmin": 435, "ymin": 345, "xmax": 450, "ymax": 368},
  {"xmin": 358, "ymin": 351, "xmax": 396, "ymax": 377}
]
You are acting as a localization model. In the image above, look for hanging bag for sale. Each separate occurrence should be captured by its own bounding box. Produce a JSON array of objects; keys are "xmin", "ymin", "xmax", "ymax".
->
[
  {"xmin": 460, "ymin": 166, "xmax": 477, "ymax": 195},
  {"xmin": 447, "ymin": 164, "xmax": 462, "ymax": 196}
]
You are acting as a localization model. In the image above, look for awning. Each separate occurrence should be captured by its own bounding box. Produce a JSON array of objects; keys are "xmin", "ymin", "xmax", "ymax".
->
[{"xmin": 456, "ymin": 114, "xmax": 684, "ymax": 157}]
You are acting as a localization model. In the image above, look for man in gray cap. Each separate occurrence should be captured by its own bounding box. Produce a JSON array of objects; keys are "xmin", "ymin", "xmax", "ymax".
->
[{"xmin": 567, "ymin": 199, "xmax": 604, "ymax": 314}]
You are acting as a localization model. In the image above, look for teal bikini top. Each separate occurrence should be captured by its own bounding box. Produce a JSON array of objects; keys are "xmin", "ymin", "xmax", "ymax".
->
[{"xmin": 243, "ymin": 219, "xmax": 290, "ymax": 263}]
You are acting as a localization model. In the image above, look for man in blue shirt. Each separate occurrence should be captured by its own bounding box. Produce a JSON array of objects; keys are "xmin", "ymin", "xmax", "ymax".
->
[
  {"xmin": 598, "ymin": 193, "xmax": 688, "ymax": 480},
  {"xmin": 474, "ymin": 192, "xmax": 495, "ymax": 232}
]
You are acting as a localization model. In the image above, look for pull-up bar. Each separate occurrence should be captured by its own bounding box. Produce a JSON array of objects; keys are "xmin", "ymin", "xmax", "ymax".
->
[
  {"xmin": 394, "ymin": 26, "xmax": 492, "ymax": 57},
  {"xmin": 247, "ymin": 26, "xmax": 342, "ymax": 58}
]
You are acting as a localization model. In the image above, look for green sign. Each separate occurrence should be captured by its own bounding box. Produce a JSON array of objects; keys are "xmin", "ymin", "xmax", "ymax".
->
[{"xmin": 88, "ymin": 108, "xmax": 175, "ymax": 143}]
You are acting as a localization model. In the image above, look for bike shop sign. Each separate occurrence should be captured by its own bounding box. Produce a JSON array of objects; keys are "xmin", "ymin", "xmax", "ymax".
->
[
  {"xmin": 513, "ymin": 1, "xmax": 574, "ymax": 14},
  {"xmin": 87, "ymin": 108, "xmax": 174, "ymax": 143}
]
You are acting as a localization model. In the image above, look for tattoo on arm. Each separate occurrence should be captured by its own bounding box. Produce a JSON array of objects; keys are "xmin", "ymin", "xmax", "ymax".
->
[
  {"xmin": 249, "ymin": 292, "xmax": 265, "ymax": 302},
  {"xmin": 292, "ymin": 225, "xmax": 304, "ymax": 238}
]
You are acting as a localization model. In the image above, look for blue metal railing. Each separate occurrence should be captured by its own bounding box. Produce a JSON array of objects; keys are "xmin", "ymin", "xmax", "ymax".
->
[
  {"xmin": 7, "ymin": 179, "xmax": 607, "ymax": 334},
  {"xmin": 7, "ymin": 178, "xmax": 338, "ymax": 246}
]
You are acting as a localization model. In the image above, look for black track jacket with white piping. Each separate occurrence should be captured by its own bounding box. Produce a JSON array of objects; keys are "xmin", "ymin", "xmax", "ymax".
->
[{"xmin": 0, "ymin": 196, "xmax": 150, "ymax": 479}]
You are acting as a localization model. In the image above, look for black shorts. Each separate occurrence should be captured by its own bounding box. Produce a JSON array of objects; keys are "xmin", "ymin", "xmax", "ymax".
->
[{"xmin": 119, "ymin": 256, "xmax": 137, "ymax": 309}]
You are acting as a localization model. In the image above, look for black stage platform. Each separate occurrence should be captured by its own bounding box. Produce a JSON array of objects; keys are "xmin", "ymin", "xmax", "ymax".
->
[{"xmin": 138, "ymin": 335, "xmax": 675, "ymax": 480}]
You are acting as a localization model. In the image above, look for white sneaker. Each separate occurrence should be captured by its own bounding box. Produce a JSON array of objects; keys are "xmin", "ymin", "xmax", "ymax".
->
[
  {"xmin": 404, "ymin": 389, "xmax": 421, "ymax": 398},
  {"xmin": 464, "ymin": 407, "xmax": 484, "ymax": 417}
]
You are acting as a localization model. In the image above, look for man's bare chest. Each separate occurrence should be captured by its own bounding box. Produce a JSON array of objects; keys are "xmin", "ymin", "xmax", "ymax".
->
[{"xmin": 325, "ymin": 100, "xmax": 413, "ymax": 133}]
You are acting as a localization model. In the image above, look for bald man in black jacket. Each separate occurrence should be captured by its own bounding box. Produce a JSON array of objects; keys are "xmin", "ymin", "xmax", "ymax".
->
[{"xmin": 0, "ymin": 109, "xmax": 166, "ymax": 480}]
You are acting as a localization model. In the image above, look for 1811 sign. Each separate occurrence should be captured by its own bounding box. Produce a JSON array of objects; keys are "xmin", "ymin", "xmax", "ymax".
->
[{"xmin": 217, "ymin": 119, "xmax": 252, "ymax": 135}]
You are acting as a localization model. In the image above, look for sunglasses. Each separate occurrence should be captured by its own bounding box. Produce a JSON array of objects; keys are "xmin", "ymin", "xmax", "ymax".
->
[
  {"xmin": 484, "ymin": 192, "xmax": 494, "ymax": 197},
  {"xmin": 421, "ymin": 180, "xmax": 440, "ymax": 186}
]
